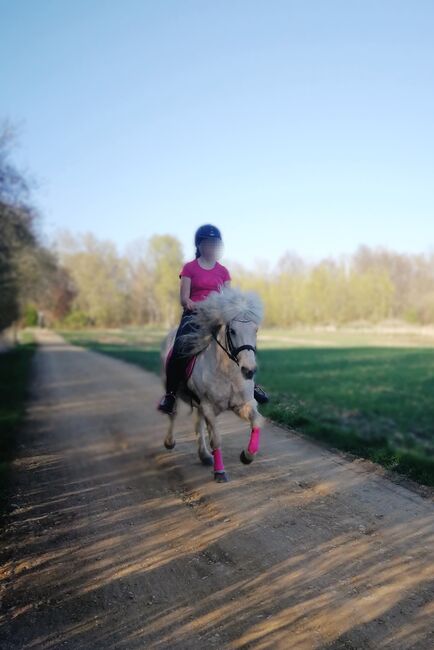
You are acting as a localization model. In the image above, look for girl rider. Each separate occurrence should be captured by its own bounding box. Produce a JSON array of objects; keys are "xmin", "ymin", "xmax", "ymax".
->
[{"xmin": 157, "ymin": 224, "xmax": 269, "ymax": 415}]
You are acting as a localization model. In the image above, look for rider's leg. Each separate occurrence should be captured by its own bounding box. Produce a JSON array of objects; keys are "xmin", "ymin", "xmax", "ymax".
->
[
  {"xmin": 158, "ymin": 310, "xmax": 196, "ymax": 414},
  {"xmin": 165, "ymin": 352, "xmax": 190, "ymax": 393}
]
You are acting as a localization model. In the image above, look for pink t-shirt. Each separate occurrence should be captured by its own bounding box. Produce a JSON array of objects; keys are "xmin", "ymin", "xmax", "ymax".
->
[{"xmin": 179, "ymin": 258, "xmax": 231, "ymax": 302}]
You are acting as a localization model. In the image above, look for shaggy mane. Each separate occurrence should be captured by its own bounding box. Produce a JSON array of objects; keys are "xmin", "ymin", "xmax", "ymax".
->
[{"xmin": 177, "ymin": 287, "xmax": 263, "ymax": 356}]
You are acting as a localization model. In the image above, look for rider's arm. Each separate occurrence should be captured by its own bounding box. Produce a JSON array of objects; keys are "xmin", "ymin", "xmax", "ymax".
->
[
  {"xmin": 180, "ymin": 276, "xmax": 194, "ymax": 310},
  {"xmin": 224, "ymin": 280, "xmax": 231, "ymax": 288}
]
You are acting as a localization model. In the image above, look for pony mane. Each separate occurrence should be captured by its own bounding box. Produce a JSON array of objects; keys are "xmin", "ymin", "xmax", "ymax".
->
[{"xmin": 177, "ymin": 287, "xmax": 263, "ymax": 356}]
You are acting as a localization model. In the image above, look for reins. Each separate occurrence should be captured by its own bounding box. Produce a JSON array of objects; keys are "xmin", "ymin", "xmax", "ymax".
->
[{"xmin": 211, "ymin": 322, "xmax": 257, "ymax": 366}]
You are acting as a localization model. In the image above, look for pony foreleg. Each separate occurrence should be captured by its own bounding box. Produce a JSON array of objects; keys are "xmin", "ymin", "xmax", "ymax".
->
[
  {"xmin": 240, "ymin": 425, "xmax": 261, "ymax": 464},
  {"xmin": 195, "ymin": 411, "xmax": 213, "ymax": 466},
  {"xmin": 235, "ymin": 401, "xmax": 264, "ymax": 465},
  {"xmin": 164, "ymin": 413, "xmax": 176, "ymax": 449},
  {"xmin": 201, "ymin": 405, "xmax": 228, "ymax": 483}
]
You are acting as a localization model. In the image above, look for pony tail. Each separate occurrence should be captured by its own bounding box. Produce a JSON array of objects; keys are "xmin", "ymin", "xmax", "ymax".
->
[{"xmin": 195, "ymin": 246, "xmax": 200, "ymax": 258}]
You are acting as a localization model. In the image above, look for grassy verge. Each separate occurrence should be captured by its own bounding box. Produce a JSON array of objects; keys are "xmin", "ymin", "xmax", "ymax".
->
[
  {"xmin": 258, "ymin": 347, "xmax": 434, "ymax": 487},
  {"xmin": 59, "ymin": 327, "xmax": 434, "ymax": 488},
  {"xmin": 0, "ymin": 331, "xmax": 36, "ymax": 513}
]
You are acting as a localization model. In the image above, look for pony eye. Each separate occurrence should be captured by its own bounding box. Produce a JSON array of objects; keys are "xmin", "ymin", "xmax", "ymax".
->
[{"xmin": 230, "ymin": 328, "xmax": 236, "ymax": 336}]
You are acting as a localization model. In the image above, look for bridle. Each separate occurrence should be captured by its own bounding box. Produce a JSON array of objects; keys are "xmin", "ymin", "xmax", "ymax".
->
[{"xmin": 211, "ymin": 320, "xmax": 257, "ymax": 367}]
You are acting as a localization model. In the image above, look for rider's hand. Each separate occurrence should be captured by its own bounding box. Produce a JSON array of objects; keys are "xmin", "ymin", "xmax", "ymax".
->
[{"xmin": 183, "ymin": 298, "xmax": 196, "ymax": 312}]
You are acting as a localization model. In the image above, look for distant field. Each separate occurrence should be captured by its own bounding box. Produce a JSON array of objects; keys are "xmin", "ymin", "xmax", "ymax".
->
[{"xmin": 58, "ymin": 325, "xmax": 434, "ymax": 487}]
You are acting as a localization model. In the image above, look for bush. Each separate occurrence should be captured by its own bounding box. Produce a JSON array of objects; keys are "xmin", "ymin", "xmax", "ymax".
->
[
  {"xmin": 61, "ymin": 311, "xmax": 93, "ymax": 329},
  {"xmin": 22, "ymin": 304, "xmax": 38, "ymax": 327}
]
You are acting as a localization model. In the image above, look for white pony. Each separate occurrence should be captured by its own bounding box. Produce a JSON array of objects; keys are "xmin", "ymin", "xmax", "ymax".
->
[{"xmin": 160, "ymin": 287, "xmax": 265, "ymax": 482}]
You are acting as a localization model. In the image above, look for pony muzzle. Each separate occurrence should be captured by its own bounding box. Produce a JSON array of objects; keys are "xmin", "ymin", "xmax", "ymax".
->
[
  {"xmin": 241, "ymin": 365, "xmax": 256, "ymax": 380},
  {"xmin": 238, "ymin": 347, "xmax": 257, "ymax": 379}
]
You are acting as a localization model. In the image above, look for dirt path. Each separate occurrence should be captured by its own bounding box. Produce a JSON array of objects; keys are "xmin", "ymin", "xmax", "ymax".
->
[{"xmin": 1, "ymin": 330, "xmax": 433, "ymax": 649}]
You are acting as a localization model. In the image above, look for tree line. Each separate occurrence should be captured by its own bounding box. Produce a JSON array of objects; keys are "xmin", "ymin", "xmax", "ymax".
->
[
  {"xmin": 2, "ymin": 125, "xmax": 434, "ymax": 332},
  {"xmin": 0, "ymin": 123, "xmax": 73, "ymax": 336},
  {"xmin": 48, "ymin": 233, "xmax": 434, "ymax": 328}
]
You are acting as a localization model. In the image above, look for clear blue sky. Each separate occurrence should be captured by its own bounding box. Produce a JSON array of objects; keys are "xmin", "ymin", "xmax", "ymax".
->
[{"xmin": 1, "ymin": 0, "xmax": 433, "ymax": 268}]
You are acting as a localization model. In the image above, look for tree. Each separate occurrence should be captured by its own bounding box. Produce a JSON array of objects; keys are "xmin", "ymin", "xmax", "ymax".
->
[
  {"xmin": 0, "ymin": 123, "xmax": 40, "ymax": 332},
  {"xmin": 146, "ymin": 235, "xmax": 184, "ymax": 326},
  {"xmin": 56, "ymin": 231, "xmax": 129, "ymax": 326}
]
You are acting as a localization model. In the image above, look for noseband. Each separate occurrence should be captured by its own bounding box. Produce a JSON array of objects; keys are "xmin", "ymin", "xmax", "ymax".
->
[{"xmin": 211, "ymin": 321, "xmax": 257, "ymax": 367}]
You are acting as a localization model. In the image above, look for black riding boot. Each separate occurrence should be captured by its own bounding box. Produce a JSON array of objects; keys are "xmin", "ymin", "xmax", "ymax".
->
[
  {"xmin": 254, "ymin": 383, "xmax": 269, "ymax": 404},
  {"xmin": 158, "ymin": 391, "xmax": 177, "ymax": 415},
  {"xmin": 157, "ymin": 352, "xmax": 190, "ymax": 415}
]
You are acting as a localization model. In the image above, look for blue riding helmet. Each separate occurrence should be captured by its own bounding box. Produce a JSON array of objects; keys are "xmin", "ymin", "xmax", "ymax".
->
[{"xmin": 194, "ymin": 224, "xmax": 223, "ymax": 258}]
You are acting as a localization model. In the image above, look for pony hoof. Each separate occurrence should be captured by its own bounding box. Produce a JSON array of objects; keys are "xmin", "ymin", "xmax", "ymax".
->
[
  {"xmin": 214, "ymin": 471, "xmax": 228, "ymax": 483},
  {"xmin": 240, "ymin": 450, "xmax": 253, "ymax": 465},
  {"xmin": 164, "ymin": 440, "xmax": 176, "ymax": 450},
  {"xmin": 199, "ymin": 454, "xmax": 213, "ymax": 466}
]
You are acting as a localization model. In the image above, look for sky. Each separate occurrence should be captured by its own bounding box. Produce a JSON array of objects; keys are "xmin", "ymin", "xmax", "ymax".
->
[{"xmin": 1, "ymin": 0, "xmax": 433, "ymax": 269}]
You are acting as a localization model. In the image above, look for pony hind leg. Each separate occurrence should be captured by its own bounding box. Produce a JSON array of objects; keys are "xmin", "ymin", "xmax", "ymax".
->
[
  {"xmin": 164, "ymin": 412, "xmax": 177, "ymax": 449},
  {"xmin": 195, "ymin": 410, "xmax": 213, "ymax": 466},
  {"xmin": 200, "ymin": 404, "xmax": 228, "ymax": 483}
]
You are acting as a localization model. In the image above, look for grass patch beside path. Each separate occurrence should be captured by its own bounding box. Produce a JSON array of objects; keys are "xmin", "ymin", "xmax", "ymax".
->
[
  {"xmin": 59, "ymin": 327, "xmax": 434, "ymax": 488},
  {"xmin": 0, "ymin": 331, "xmax": 36, "ymax": 514},
  {"xmin": 58, "ymin": 327, "xmax": 163, "ymax": 375},
  {"xmin": 258, "ymin": 346, "xmax": 434, "ymax": 487}
]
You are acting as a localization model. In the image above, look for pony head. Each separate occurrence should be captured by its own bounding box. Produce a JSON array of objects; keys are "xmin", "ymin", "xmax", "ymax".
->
[{"xmin": 177, "ymin": 287, "xmax": 263, "ymax": 373}]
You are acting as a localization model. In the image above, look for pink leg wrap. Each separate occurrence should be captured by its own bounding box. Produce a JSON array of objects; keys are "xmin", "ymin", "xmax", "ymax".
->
[
  {"xmin": 213, "ymin": 448, "xmax": 225, "ymax": 472},
  {"xmin": 247, "ymin": 426, "xmax": 261, "ymax": 455}
]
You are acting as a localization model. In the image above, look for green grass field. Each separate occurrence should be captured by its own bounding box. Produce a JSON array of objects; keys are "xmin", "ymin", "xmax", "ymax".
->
[
  {"xmin": 58, "ymin": 325, "xmax": 434, "ymax": 487},
  {"xmin": 0, "ymin": 331, "xmax": 36, "ymax": 512}
]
